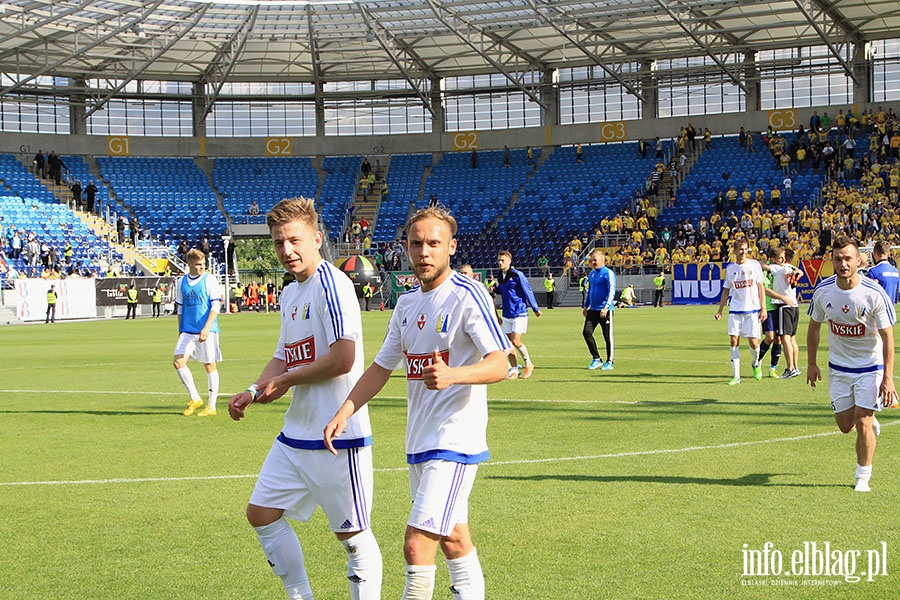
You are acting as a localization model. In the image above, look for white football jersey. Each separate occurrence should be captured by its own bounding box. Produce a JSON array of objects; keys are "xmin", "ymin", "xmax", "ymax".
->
[
  {"xmin": 808, "ymin": 276, "xmax": 895, "ymax": 372},
  {"xmin": 724, "ymin": 259, "xmax": 764, "ymax": 313},
  {"xmin": 374, "ymin": 271, "xmax": 511, "ymax": 464},
  {"xmin": 769, "ymin": 263, "xmax": 798, "ymax": 306},
  {"xmin": 274, "ymin": 261, "xmax": 371, "ymax": 449}
]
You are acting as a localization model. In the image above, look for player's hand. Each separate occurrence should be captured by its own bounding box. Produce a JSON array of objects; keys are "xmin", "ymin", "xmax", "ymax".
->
[
  {"xmin": 759, "ymin": 309, "xmax": 767, "ymax": 323},
  {"xmin": 714, "ymin": 311, "xmax": 722, "ymax": 321},
  {"xmin": 807, "ymin": 365, "xmax": 821, "ymax": 389},
  {"xmin": 879, "ymin": 380, "xmax": 898, "ymax": 408},
  {"xmin": 534, "ymin": 310, "xmax": 542, "ymax": 318},
  {"xmin": 423, "ymin": 350, "xmax": 454, "ymax": 390},
  {"xmin": 255, "ymin": 376, "xmax": 289, "ymax": 404},
  {"xmin": 228, "ymin": 391, "xmax": 253, "ymax": 421},
  {"xmin": 582, "ymin": 308, "xmax": 587, "ymax": 317},
  {"xmin": 600, "ymin": 309, "xmax": 608, "ymax": 319},
  {"xmin": 198, "ymin": 329, "xmax": 209, "ymax": 343},
  {"xmin": 323, "ymin": 416, "xmax": 348, "ymax": 455}
]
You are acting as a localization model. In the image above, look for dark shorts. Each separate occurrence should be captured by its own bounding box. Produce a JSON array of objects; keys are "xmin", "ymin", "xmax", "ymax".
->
[{"xmin": 773, "ymin": 305, "xmax": 799, "ymax": 336}]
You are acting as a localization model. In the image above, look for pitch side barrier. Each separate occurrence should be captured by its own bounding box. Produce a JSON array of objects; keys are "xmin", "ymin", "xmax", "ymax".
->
[
  {"xmin": 671, "ymin": 260, "xmax": 832, "ymax": 305},
  {"xmin": 12, "ymin": 277, "xmax": 176, "ymax": 322}
]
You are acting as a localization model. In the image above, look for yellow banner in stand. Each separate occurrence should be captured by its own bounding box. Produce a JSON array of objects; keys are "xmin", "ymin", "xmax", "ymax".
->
[
  {"xmin": 107, "ymin": 136, "xmax": 131, "ymax": 156},
  {"xmin": 767, "ymin": 109, "xmax": 797, "ymax": 131},
  {"xmin": 265, "ymin": 137, "xmax": 293, "ymax": 156},
  {"xmin": 451, "ymin": 131, "xmax": 479, "ymax": 151}
]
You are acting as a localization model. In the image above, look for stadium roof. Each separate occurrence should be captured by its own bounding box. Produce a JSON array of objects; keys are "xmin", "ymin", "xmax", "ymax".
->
[{"xmin": 0, "ymin": 0, "xmax": 897, "ymax": 107}]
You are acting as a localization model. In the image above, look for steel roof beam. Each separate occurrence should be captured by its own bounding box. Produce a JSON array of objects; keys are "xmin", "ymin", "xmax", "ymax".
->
[
  {"xmin": 425, "ymin": 0, "xmax": 547, "ymax": 110},
  {"xmin": 200, "ymin": 5, "xmax": 259, "ymax": 120},
  {"xmin": 653, "ymin": 0, "xmax": 749, "ymax": 95},
  {"xmin": 791, "ymin": 0, "xmax": 859, "ymax": 84}
]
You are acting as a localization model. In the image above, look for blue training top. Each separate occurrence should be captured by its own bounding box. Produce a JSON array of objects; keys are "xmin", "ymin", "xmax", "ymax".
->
[
  {"xmin": 497, "ymin": 268, "xmax": 540, "ymax": 319},
  {"xmin": 585, "ymin": 266, "xmax": 616, "ymax": 311},
  {"xmin": 867, "ymin": 260, "xmax": 899, "ymax": 305}
]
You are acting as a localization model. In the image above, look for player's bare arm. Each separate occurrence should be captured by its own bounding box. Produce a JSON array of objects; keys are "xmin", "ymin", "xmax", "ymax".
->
[
  {"xmin": 714, "ymin": 288, "xmax": 730, "ymax": 320},
  {"xmin": 806, "ymin": 318, "xmax": 822, "ymax": 389},
  {"xmin": 877, "ymin": 326, "xmax": 897, "ymax": 405},
  {"xmin": 228, "ymin": 357, "xmax": 287, "ymax": 421},
  {"xmin": 324, "ymin": 362, "xmax": 393, "ymax": 454},
  {"xmin": 423, "ymin": 350, "xmax": 509, "ymax": 391},
  {"xmin": 757, "ymin": 283, "xmax": 767, "ymax": 322},
  {"xmin": 261, "ymin": 339, "xmax": 356, "ymax": 402},
  {"xmin": 198, "ymin": 308, "xmax": 219, "ymax": 342}
]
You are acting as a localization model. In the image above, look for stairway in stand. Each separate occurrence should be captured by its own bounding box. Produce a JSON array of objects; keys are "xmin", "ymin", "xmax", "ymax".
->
[
  {"xmin": 45, "ymin": 181, "xmax": 146, "ymax": 270},
  {"xmin": 345, "ymin": 171, "xmax": 385, "ymax": 254}
]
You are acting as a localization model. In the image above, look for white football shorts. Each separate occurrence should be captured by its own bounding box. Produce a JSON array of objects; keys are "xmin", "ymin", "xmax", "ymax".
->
[
  {"xmin": 727, "ymin": 312, "xmax": 761, "ymax": 339},
  {"xmin": 828, "ymin": 369, "xmax": 884, "ymax": 414},
  {"xmin": 407, "ymin": 460, "xmax": 478, "ymax": 537},
  {"xmin": 501, "ymin": 316, "xmax": 528, "ymax": 335},
  {"xmin": 250, "ymin": 441, "xmax": 374, "ymax": 532},
  {"xmin": 173, "ymin": 331, "xmax": 222, "ymax": 364}
]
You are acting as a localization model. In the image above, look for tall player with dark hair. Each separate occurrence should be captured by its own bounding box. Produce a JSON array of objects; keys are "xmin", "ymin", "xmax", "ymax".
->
[{"xmin": 807, "ymin": 236, "xmax": 896, "ymax": 492}]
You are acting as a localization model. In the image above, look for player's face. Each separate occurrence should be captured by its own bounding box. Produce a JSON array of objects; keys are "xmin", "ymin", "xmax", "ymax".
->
[
  {"xmin": 271, "ymin": 219, "xmax": 322, "ymax": 282},
  {"xmin": 459, "ymin": 265, "xmax": 475, "ymax": 279},
  {"xmin": 405, "ymin": 217, "xmax": 456, "ymax": 291},
  {"xmin": 188, "ymin": 259, "xmax": 205, "ymax": 277},
  {"xmin": 733, "ymin": 243, "xmax": 748, "ymax": 262},
  {"xmin": 589, "ymin": 252, "xmax": 605, "ymax": 269},
  {"xmin": 497, "ymin": 254, "xmax": 511, "ymax": 272},
  {"xmin": 832, "ymin": 245, "xmax": 860, "ymax": 281}
]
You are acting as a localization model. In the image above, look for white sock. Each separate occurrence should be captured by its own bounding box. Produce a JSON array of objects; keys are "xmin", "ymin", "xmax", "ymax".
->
[
  {"xmin": 446, "ymin": 548, "xmax": 485, "ymax": 600},
  {"xmin": 856, "ymin": 464, "xmax": 872, "ymax": 482},
  {"xmin": 730, "ymin": 347, "xmax": 740, "ymax": 378},
  {"xmin": 255, "ymin": 518, "xmax": 313, "ymax": 600},
  {"xmin": 402, "ymin": 564, "xmax": 436, "ymax": 600},
  {"xmin": 176, "ymin": 366, "xmax": 201, "ymax": 400},
  {"xmin": 206, "ymin": 370, "xmax": 219, "ymax": 410},
  {"xmin": 341, "ymin": 529, "xmax": 382, "ymax": 600},
  {"xmin": 750, "ymin": 346, "xmax": 760, "ymax": 368},
  {"xmin": 517, "ymin": 344, "xmax": 531, "ymax": 365}
]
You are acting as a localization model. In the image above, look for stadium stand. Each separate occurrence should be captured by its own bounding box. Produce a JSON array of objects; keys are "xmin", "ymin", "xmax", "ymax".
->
[
  {"xmin": 214, "ymin": 157, "xmax": 318, "ymax": 225},
  {"xmin": 373, "ymin": 153, "xmax": 429, "ymax": 243},
  {"xmin": 319, "ymin": 155, "xmax": 362, "ymax": 240}
]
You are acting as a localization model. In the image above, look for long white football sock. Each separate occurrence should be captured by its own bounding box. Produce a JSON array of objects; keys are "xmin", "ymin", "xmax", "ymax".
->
[
  {"xmin": 206, "ymin": 370, "xmax": 219, "ymax": 410},
  {"xmin": 255, "ymin": 518, "xmax": 313, "ymax": 600},
  {"xmin": 446, "ymin": 548, "xmax": 485, "ymax": 600},
  {"xmin": 176, "ymin": 366, "xmax": 201, "ymax": 400},
  {"xmin": 750, "ymin": 346, "xmax": 760, "ymax": 368},
  {"xmin": 341, "ymin": 529, "xmax": 382, "ymax": 600},
  {"xmin": 730, "ymin": 347, "xmax": 740, "ymax": 378},
  {"xmin": 402, "ymin": 564, "xmax": 436, "ymax": 600},
  {"xmin": 517, "ymin": 344, "xmax": 532, "ymax": 365}
]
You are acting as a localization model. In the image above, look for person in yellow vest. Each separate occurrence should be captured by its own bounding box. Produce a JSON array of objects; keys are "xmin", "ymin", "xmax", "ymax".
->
[
  {"xmin": 653, "ymin": 272, "xmax": 665, "ymax": 307},
  {"xmin": 361, "ymin": 281, "xmax": 373, "ymax": 311},
  {"xmin": 126, "ymin": 283, "xmax": 139, "ymax": 319},
  {"xmin": 544, "ymin": 272, "xmax": 556, "ymax": 309},
  {"xmin": 152, "ymin": 284, "xmax": 163, "ymax": 318},
  {"xmin": 63, "ymin": 241, "xmax": 73, "ymax": 268},
  {"xmin": 45, "ymin": 284, "xmax": 57, "ymax": 323},
  {"xmin": 578, "ymin": 273, "xmax": 588, "ymax": 306}
]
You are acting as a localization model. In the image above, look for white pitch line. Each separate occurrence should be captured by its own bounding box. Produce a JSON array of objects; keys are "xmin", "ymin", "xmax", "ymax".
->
[{"xmin": 5, "ymin": 424, "xmax": 896, "ymax": 488}]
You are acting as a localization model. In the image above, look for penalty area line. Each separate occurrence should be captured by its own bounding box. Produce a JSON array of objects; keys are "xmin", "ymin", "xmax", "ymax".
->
[{"xmin": 4, "ymin": 424, "xmax": 895, "ymax": 488}]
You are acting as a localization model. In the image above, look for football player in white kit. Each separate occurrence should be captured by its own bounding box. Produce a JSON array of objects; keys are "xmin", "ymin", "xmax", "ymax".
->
[
  {"xmin": 714, "ymin": 237, "xmax": 767, "ymax": 384},
  {"xmin": 228, "ymin": 198, "xmax": 382, "ymax": 599},
  {"xmin": 807, "ymin": 236, "xmax": 896, "ymax": 492},
  {"xmin": 324, "ymin": 206, "xmax": 511, "ymax": 600}
]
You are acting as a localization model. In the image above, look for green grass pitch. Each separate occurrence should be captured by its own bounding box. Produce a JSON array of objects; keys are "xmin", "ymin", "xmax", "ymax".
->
[{"xmin": 0, "ymin": 305, "xmax": 897, "ymax": 599}]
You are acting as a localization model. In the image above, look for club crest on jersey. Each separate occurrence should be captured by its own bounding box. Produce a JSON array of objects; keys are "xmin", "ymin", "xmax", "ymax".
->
[
  {"xmin": 435, "ymin": 314, "xmax": 449, "ymax": 333},
  {"xmin": 404, "ymin": 350, "xmax": 450, "ymax": 380},
  {"xmin": 301, "ymin": 303, "xmax": 311, "ymax": 320},
  {"xmin": 841, "ymin": 304, "xmax": 850, "ymax": 314},
  {"xmin": 416, "ymin": 314, "xmax": 426, "ymax": 330},
  {"xmin": 857, "ymin": 306, "xmax": 867, "ymax": 318},
  {"xmin": 284, "ymin": 336, "xmax": 316, "ymax": 368}
]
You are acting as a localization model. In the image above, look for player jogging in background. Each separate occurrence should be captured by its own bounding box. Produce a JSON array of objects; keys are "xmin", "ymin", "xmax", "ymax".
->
[
  {"xmin": 173, "ymin": 248, "xmax": 222, "ymax": 417},
  {"xmin": 228, "ymin": 197, "xmax": 381, "ymax": 599},
  {"xmin": 496, "ymin": 250, "xmax": 541, "ymax": 379},
  {"xmin": 583, "ymin": 249, "xmax": 616, "ymax": 370},
  {"xmin": 807, "ymin": 236, "xmax": 896, "ymax": 492},
  {"xmin": 325, "ymin": 206, "xmax": 511, "ymax": 600},
  {"xmin": 714, "ymin": 238, "xmax": 766, "ymax": 385}
]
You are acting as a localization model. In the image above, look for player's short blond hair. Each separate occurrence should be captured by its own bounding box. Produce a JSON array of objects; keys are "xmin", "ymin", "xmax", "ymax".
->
[
  {"xmin": 267, "ymin": 197, "xmax": 318, "ymax": 231},
  {"xmin": 185, "ymin": 248, "xmax": 205, "ymax": 264},
  {"xmin": 405, "ymin": 205, "xmax": 458, "ymax": 237}
]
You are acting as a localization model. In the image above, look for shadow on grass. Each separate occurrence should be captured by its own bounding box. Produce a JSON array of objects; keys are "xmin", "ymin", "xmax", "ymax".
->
[{"xmin": 488, "ymin": 473, "xmax": 845, "ymax": 488}]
